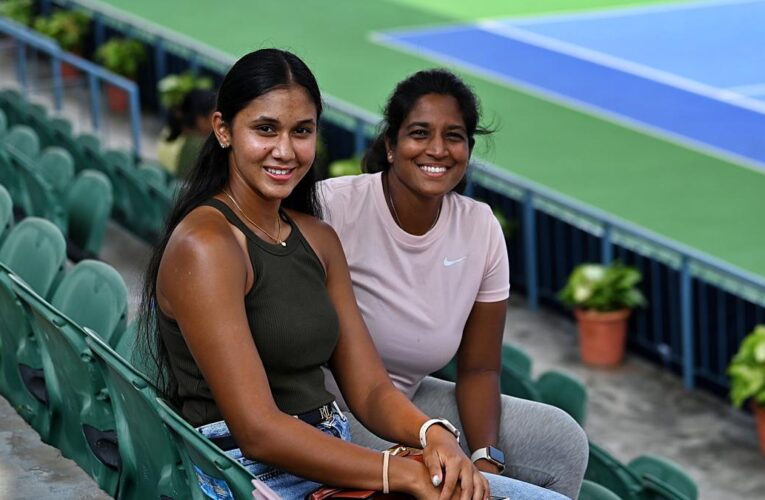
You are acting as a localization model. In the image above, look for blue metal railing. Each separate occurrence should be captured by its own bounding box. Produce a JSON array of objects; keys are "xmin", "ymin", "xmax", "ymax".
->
[
  {"xmin": 16, "ymin": 1, "xmax": 765, "ymax": 397},
  {"xmin": 0, "ymin": 16, "xmax": 142, "ymax": 156}
]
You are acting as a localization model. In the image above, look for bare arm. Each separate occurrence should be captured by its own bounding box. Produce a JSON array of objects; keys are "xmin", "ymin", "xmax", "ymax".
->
[
  {"xmin": 455, "ymin": 300, "xmax": 507, "ymax": 474},
  {"xmin": 157, "ymin": 211, "xmax": 434, "ymax": 496},
  {"xmin": 297, "ymin": 214, "xmax": 488, "ymax": 500}
]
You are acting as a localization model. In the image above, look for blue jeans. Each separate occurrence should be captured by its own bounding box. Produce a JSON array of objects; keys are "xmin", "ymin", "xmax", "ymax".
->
[{"xmin": 196, "ymin": 403, "xmax": 351, "ymax": 500}]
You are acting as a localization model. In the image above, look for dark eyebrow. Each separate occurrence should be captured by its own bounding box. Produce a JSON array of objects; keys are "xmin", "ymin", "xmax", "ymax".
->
[
  {"xmin": 252, "ymin": 116, "xmax": 316, "ymax": 126},
  {"xmin": 405, "ymin": 121, "xmax": 466, "ymax": 132}
]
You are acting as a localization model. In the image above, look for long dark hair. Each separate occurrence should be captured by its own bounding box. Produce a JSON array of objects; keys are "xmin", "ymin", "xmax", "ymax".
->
[
  {"xmin": 165, "ymin": 89, "xmax": 216, "ymax": 142},
  {"xmin": 363, "ymin": 69, "xmax": 492, "ymax": 193},
  {"xmin": 138, "ymin": 48, "xmax": 323, "ymax": 406}
]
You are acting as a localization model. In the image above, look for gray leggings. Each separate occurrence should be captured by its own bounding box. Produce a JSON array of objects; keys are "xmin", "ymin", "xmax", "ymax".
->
[{"xmin": 346, "ymin": 377, "xmax": 589, "ymax": 499}]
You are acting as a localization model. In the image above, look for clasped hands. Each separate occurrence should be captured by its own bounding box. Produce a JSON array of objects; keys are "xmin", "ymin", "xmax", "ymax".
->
[{"xmin": 419, "ymin": 426, "xmax": 491, "ymax": 500}]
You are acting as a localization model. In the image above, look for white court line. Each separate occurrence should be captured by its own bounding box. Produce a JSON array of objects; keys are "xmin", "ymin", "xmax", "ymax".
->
[
  {"xmin": 477, "ymin": 20, "xmax": 765, "ymax": 116},
  {"xmin": 727, "ymin": 83, "xmax": 765, "ymax": 97},
  {"xmin": 502, "ymin": 0, "xmax": 765, "ymax": 25},
  {"xmin": 371, "ymin": 32, "xmax": 765, "ymax": 175}
]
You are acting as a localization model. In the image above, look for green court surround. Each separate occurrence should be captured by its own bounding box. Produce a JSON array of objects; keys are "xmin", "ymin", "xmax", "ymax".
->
[{"xmin": 87, "ymin": 0, "xmax": 765, "ymax": 277}]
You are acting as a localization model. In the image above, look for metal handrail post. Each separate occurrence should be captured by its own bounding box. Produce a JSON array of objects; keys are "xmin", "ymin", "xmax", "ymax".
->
[
  {"xmin": 523, "ymin": 189, "xmax": 539, "ymax": 310},
  {"xmin": 87, "ymin": 72, "xmax": 101, "ymax": 130},
  {"xmin": 16, "ymin": 41, "xmax": 28, "ymax": 96},
  {"xmin": 601, "ymin": 223, "xmax": 613, "ymax": 264},
  {"xmin": 681, "ymin": 256, "xmax": 695, "ymax": 389},
  {"xmin": 354, "ymin": 118, "xmax": 366, "ymax": 157},
  {"xmin": 50, "ymin": 52, "xmax": 63, "ymax": 111},
  {"xmin": 128, "ymin": 87, "xmax": 141, "ymax": 157}
]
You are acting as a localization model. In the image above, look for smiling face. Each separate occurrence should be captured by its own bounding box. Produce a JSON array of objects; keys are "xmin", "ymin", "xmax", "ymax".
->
[
  {"xmin": 214, "ymin": 85, "xmax": 318, "ymax": 202},
  {"xmin": 387, "ymin": 93, "xmax": 470, "ymax": 199}
]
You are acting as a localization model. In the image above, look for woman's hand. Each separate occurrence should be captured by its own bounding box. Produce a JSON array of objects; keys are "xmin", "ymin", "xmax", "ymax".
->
[{"xmin": 422, "ymin": 427, "xmax": 489, "ymax": 500}]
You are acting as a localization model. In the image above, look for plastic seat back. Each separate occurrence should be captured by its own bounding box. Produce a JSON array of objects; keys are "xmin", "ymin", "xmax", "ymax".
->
[
  {"xmin": 102, "ymin": 149, "xmax": 137, "ymax": 225},
  {"xmin": 114, "ymin": 320, "xmax": 158, "ymax": 381},
  {"xmin": 628, "ymin": 455, "xmax": 698, "ymax": 500},
  {"xmin": 156, "ymin": 397, "xmax": 256, "ymax": 499},
  {"xmin": 500, "ymin": 364, "xmax": 542, "ymax": 401},
  {"xmin": 585, "ymin": 442, "xmax": 643, "ymax": 500},
  {"xmin": 0, "ymin": 219, "xmax": 66, "ymax": 439},
  {"xmin": 502, "ymin": 343, "xmax": 533, "ymax": 378},
  {"xmin": 87, "ymin": 334, "xmax": 187, "ymax": 500},
  {"xmin": 431, "ymin": 356, "xmax": 457, "ymax": 383},
  {"xmin": 51, "ymin": 259, "xmax": 128, "ymax": 347},
  {"xmin": 578, "ymin": 480, "xmax": 622, "ymax": 500},
  {"xmin": 15, "ymin": 160, "xmax": 67, "ymax": 231},
  {"xmin": 37, "ymin": 147, "xmax": 75, "ymax": 197},
  {"xmin": 535, "ymin": 370, "xmax": 588, "ymax": 426},
  {"xmin": 0, "ymin": 109, "xmax": 7, "ymax": 137},
  {"xmin": 3, "ymin": 124, "xmax": 40, "ymax": 160},
  {"xmin": 0, "ymin": 184, "xmax": 13, "ymax": 246},
  {"xmin": 10, "ymin": 277, "xmax": 120, "ymax": 496},
  {"xmin": 66, "ymin": 170, "xmax": 113, "ymax": 257}
]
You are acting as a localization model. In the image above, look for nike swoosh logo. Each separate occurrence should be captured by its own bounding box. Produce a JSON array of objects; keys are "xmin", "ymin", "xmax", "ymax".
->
[{"xmin": 443, "ymin": 256, "xmax": 467, "ymax": 267}]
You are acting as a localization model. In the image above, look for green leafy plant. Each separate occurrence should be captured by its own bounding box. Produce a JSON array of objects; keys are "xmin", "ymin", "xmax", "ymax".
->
[
  {"xmin": 157, "ymin": 72, "xmax": 214, "ymax": 109},
  {"xmin": 728, "ymin": 325, "xmax": 765, "ymax": 409},
  {"xmin": 558, "ymin": 262, "xmax": 646, "ymax": 312},
  {"xmin": 33, "ymin": 10, "xmax": 90, "ymax": 52},
  {"xmin": 0, "ymin": 0, "xmax": 33, "ymax": 26},
  {"xmin": 95, "ymin": 37, "xmax": 146, "ymax": 79}
]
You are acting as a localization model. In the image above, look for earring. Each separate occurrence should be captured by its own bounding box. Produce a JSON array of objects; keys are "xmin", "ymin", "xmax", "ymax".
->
[
  {"xmin": 387, "ymin": 152, "xmax": 393, "ymax": 163},
  {"xmin": 219, "ymin": 141, "xmax": 229, "ymax": 149}
]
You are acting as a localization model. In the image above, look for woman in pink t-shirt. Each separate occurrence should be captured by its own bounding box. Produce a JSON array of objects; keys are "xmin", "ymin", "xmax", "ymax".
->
[{"xmin": 320, "ymin": 69, "xmax": 588, "ymax": 499}]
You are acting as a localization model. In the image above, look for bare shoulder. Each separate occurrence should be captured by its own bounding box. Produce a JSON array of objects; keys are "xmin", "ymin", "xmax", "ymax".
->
[{"xmin": 158, "ymin": 205, "xmax": 249, "ymax": 310}]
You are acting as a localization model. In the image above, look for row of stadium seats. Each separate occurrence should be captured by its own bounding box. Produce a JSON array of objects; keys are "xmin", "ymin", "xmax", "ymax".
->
[
  {"xmin": 0, "ymin": 119, "xmax": 113, "ymax": 258},
  {"xmin": 0, "ymin": 89, "xmax": 179, "ymax": 246},
  {"xmin": 434, "ymin": 354, "xmax": 697, "ymax": 499},
  {"xmin": 0, "ymin": 197, "xmax": 257, "ymax": 499}
]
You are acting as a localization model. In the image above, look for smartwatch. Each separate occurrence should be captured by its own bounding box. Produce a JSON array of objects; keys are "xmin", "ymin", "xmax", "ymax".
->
[
  {"xmin": 471, "ymin": 446, "xmax": 506, "ymax": 474},
  {"xmin": 419, "ymin": 418, "xmax": 460, "ymax": 448}
]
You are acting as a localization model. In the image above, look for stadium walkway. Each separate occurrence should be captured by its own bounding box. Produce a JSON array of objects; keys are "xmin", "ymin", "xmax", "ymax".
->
[{"xmin": 1, "ymin": 52, "xmax": 764, "ymax": 500}]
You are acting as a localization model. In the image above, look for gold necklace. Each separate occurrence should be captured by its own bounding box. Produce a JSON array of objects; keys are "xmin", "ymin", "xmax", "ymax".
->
[
  {"xmin": 385, "ymin": 173, "xmax": 441, "ymax": 233},
  {"xmin": 222, "ymin": 189, "xmax": 285, "ymax": 247}
]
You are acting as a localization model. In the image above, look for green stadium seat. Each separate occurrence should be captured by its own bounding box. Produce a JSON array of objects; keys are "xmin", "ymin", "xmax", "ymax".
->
[
  {"xmin": 0, "ymin": 109, "xmax": 7, "ymax": 137},
  {"xmin": 578, "ymin": 480, "xmax": 621, "ymax": 500},
  {"xmin": 500, "ymin": 363, "xmax": 542, "ymax": 402},
  {"xmin": 66, "ymin": 170, "xmax": 113, "ymax": 257},
  {"xmin": 585, "ymin": 442, "xmax": 643, "ymax": 500},
  {"xmin": 36, "ymin": 147, "xmax": 75, "ymax": 198},
  {"xmin": 628, "ymin": 455, "xmax": 698, "ymax": 500},
  {"xmin": 50, "ymin": 259, "xmax": 128, "ymax": 346},
  {"xmin": 0, "ymin": 89, "xmax": 25, "ymax": 125},
  {"xmin": 155, "ymin": 397, "xmax": 257, "ymax": 499},
  {"xmin": 10, "ymin": 260, "xmax": 129, "ymax": 496},
  {"xmin": 87, "ymin": 332, "xmax": 188, "ymax": 500},
  {"xmin": 113, "ymin": 160, "xmax": 159, "ymax": 240},
  {"xmin": 100, "ymin": 149, "xmax": 136, "ymax": 226},
  {"xmin": 114, "ymin": 320, "xmax": 157, "ymax": 382},
  {"xmin": 431, "ymin": 357, "xmax": 457, "ymax": 382},
  {"xmin": 535, "ymin": 370, "xmax": 588, "ymax": 426},
  {"xmin": 16, "ymin": 158, "xmax": 67, "ymax": 231},
  {"xmin": 501, "ymin": 343, "xmax": 533, "ymax": 378},
  {"xmin": 0, "ymin": 218, "xmax": 67, "ymax": 440},
  {"xmin": 3, "ymin": 124, "xmax": 40, "ymax": 160},
  {"xmin": 138, "ymin": 162, "xmax": 170, "ymax": 188},
  {"xmin": 0, "ymin": 184, "xmax": 13, "ymax": 246}
]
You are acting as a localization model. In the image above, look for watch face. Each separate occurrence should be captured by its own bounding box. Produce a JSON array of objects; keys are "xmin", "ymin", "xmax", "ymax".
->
[{"xmin": 488, "ymin": 446, "xmax": 505, "ymax": 465}]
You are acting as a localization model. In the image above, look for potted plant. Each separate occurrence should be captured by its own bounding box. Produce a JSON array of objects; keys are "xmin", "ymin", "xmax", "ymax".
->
[
  {"xmin": 33, "ymin": 10, "xmax": 90, "ymax": 78},
  {"xmin": 0, "ymin": 0, "xmax": 33, "ymax": 27},
  {"xmin": 157, "ymin": 72, "xmax": 213, "ymax": 110},
  {"xmin": 728, "ymin": 325, "xmax": 765, "ymax": 454},
  {"xmin": 559, "ymin": 262, "xmax": 646, "ymax": 367},
  {"xmin": 95, "ymin": 37, "xmax": 147, "ymax": 112}
]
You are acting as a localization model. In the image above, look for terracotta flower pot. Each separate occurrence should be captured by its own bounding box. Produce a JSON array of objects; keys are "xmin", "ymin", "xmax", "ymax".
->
[
  {"xmin": 61, "ymin": 61, "xmax": 81, "ymax": 79},
  {"xmin": 574, "ymin": 308, "xmax": 631, "ymax": 367},
  {"xmin": 756, "ymin": 404, "xmax": 765, "ymax": 455},
  {"xmin": 106, "ymin": 84, "xmax": 129, "ymax": 113}
]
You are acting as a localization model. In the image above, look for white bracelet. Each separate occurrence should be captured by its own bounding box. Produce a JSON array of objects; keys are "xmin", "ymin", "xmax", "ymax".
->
[
  {"xmin": 418, "ymin": 418, "xmax": 460, "ymax": 448},
  {"xmin": 382, "ymin": 450, "xmax": 391, "ymax": 494}
]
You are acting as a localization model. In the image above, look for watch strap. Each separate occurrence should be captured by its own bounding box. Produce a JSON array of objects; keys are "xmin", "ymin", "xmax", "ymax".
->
[
  {"xmin": 419, "ymin": 418, "xmax": 460, "ymax": 448},
  {"xmin": 470, "ymin": 446, "xmax": 505, "ymax": 474}
]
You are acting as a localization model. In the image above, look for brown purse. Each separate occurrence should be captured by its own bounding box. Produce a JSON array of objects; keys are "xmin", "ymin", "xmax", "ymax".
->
[{"xmin": 307, "ymin": 446, "xmax": 423, "ymax": 500}]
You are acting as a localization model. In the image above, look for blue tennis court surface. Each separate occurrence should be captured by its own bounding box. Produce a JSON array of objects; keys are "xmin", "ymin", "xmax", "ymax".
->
[{"xmin": 374, "ymin": 0, "xmax": 765, "ymax": 170}]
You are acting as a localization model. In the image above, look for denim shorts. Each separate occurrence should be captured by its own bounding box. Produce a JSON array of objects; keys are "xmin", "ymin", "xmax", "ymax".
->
[{"xmin": 195, "ymin": 402, "xmax": 350, "ymax": 500}]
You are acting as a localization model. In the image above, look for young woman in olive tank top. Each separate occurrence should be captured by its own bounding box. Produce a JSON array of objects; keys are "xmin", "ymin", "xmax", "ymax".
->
[{"xmin": 137, "ymin": 49, "xmax": 562, "ymax": 500}]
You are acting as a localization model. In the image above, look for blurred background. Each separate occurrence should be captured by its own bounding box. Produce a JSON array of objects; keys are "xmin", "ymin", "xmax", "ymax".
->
[{"xmin": 0, "ymin": 1, "xmax": 763, "ymax": 499}]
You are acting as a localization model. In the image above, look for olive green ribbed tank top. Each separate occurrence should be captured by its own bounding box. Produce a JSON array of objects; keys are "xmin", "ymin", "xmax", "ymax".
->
[{"xmin": 159, "ymin": 199, "xmax": 339, "ymax": 427}]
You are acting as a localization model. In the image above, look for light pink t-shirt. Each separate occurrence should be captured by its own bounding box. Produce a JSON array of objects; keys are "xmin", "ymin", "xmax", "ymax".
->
[{"xmin": 320, "ymin": 173, "xmax": 510, "ymax": 403}]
